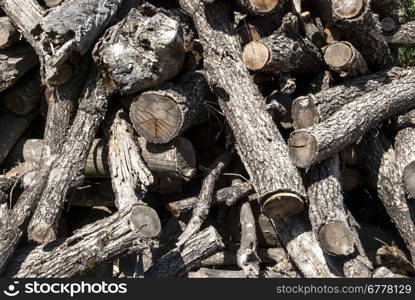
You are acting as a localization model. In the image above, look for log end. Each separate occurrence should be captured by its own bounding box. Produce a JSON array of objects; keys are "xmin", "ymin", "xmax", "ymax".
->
[
  {"xmin": 242, "ymin": 42, "xmax": 270, "ymax": 71},
  {"xmin": 28, "ymin": 223, "xmax": 56, "ymax": 244},
  {"xmin": 292, "ymin": 96, "xmax": 320, "ymax": 129},
  {"xmin": 130, "ymin": 205, "xmax": 162, "ymax": 238},
  {"xmin": 402, "ymin": 161, "xmax": 415, "ymax": 198},
  {"xmin": 288, "ymin": 131, "xmax": 317, "ymax": 168},
  {"xmin": 324, "ymin": 42, "xmax": 352, "ymax": 68},
  {"xmin": 130, "ymin": 92, "xmax": 182, "ymax": 144},
  {"xmin": 250, "ymin": 0, "xmax": 280, "ymax": 13},
  {"xmin": 332, "ymin": 0, "xmax": 365, "ymax": 19},
  {"xmin": 261, "ymin": 192, "xmax": 304, "ymax": 218},
  {"xmin": 318, "ymin": 221, "xmax": 355, "ymax": 256}
]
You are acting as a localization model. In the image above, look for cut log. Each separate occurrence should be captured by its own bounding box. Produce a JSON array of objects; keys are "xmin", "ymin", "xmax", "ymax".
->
[
  {"xmin": 289, "ymin": 74, "xmax": 415, "ymax": 168},
  {"xmin": 385, "ymin": 22, "xmax": 415, "ymax": 48},
  {"xmin": 292, "ymin": 67, "xmax": 414, "ymax": 129},
  {"xmin": 179, "ymin": 0, "xmax": 307, "ymax": 219},
  {"xmin": 331, "ymin": 0, "xmax": 394, "ymax": 70},
  {"xmin": 233, "ymin": 0, "xmax": 280, "ymax": 15},
  {"xmin": 27, "ymin": 68, "xmax": 115, "ymax": 244},
  {"xmin": 94, "ymin": 8, "xmax": 185, "ymax": 94},
  {"xmin": 359, "ymin": 131, "xmax": 415, "ymax": 263},
  {"xmin": 0, "ymin": 44, "xmax": 38, "ymax": 92},
  {"xmin": 130, "ymin": 71, "xmax": 210, "ymax": 144},
  {"xmin": 5, "ymin": 204, "xmax": 156, "ymax": 278},
  {"xmin": 323, "ymin": 41, "xmax": 368, "ymax": 78},
  {"xmin": 242, "ymin": 13, "xmax": 322, "ymax": 73},
  {"xmin": 394, "ymin": 127, "xmax": 415, "ymax": 198},
  {"xmin": 0, "ymin": 16, "xmax": 19, "ymax": 49},
  {"xmin": 145, "ymin": 226, "xmax": 224, "ymax": 278}
]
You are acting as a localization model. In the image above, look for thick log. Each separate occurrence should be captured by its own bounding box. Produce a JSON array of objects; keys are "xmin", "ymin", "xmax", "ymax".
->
[
  {"xmin": 359, "ymin": 131, "xmax": 415, "ymax": 263},
  {"xmin": 238, "ymin": 201, "xmax": 260, "ymax": 277},
  {"xmin": 188, "ymin": 268, "xmax": 289, "ymax": 278},
  {"xmin": 179, "ymin": 0, "xmax": 307, "ymax": 219},
  {"xmin": 394, "ymin": 127, "xmax": 415, "ymax": 198},
  {"xmin": 94, "ymin": 8, "xmax": 185, "ymax": 94},
  {"xmin": 5, "ymin": 204, "xmax": 156, "ymax": 278},
  {"xmin": 145, "ymin": 226, "xmax": 224, "ymax": 278},
  {"xmin": 0, "ymin": 16, "xmax": 19, "ymax": 49},
  {"xmin": 291, "ymin": 67, "xmax": 414, "ymax": 129},
  {"xmin": 385, "ymin": 22, "xmax": 415, "ymax": 48},
  {"xmin": 1, "ymin": 69, "xmax": 42, "ymax": 116},
  {"xmin": 27, "ymin": 68, "xmax": 114, "ymax": 244},
  {"xmin": 130, "ymin": 71, "xmax": 210, "ymax": 144},
  {"xmin": 0, "ymin": 44, "xmax": 38, "ymax": 92},
  {"xmin": 323, "ymin": 41, "xmax": 368, "ymax": 78},
  {"xmin": 331, "ymin": 0, "xmax": 394, "ymax": 70},
  {"xmin": 233, "ymin": 0, "xmax": 281, "ymax": 15},
  {"xmin": 289, "ymin": 75, "xmax": 415, "ymax": 168},
  {"xmin": 242, "ymin": 13, "xmax": 322, "ymax": 73}
]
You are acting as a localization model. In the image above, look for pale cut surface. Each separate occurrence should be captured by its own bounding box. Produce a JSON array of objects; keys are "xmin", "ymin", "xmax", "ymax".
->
[
  {"xmin": 242, "ymin": 41, "xmax": 270, "ymax": 70},
  {"xmin": 332, "ymin": 0, "xmax": 364, "ymax": 19}
]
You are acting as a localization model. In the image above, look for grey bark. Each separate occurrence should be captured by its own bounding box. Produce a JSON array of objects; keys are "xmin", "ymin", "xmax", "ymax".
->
[
  {"xmin": 394, "ymin": 127, "xmax": 415, "ymax": 198},
  {"xmin": 188, "ymin": 268, "xmax": 290, "ymax": 278}
]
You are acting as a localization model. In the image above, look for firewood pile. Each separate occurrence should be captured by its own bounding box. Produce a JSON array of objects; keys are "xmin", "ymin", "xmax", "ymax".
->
[{"xmin": 0, "ymin": 0, "xmax": 415, "ymax": 278}]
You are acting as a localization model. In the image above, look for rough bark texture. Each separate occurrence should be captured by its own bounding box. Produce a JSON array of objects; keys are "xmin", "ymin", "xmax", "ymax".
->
[
  {"xmin": 292, "ymin": 67, "xmax": 414, "ymax": 129},
  {"xmin": 5, "ymin": 205, "xmax": 156, "ymax": 278},
  {"xmin": 289, "ymin": 74, "xmax": 415, "ymax": 168},
  {"xmin": 188, "ymin": 268, "xmax": 290, "ymax": 278},
  {"xmin": 94, "ymin": 8, "xmax": 185, "ymax": 94},
  {"xmin": 385, "ymin": 21, "xmax": 415, "ymax": 48},
  {"xmin": 359, "ymin": 131, "xmax": 415, "ymax": 263},
  {"xmin": 130, "ymin": 71, "xmax": 210, "ymax": 144},
  {"xmin": 370, "ymin": 0, "xmax": 399, "ymax": 21},
  {"xmin": 145, "ymin": 226, "xmax": 224, "ymax": 278},
  {"xmin": 179, "ymin": 0, "xmax": 307, "ymax": 219},
  {"xmin": 396, "ymin": 109, "xmax": 415, "ymax": 129},
  {"xmin": 394, "ymin": 127, "xmax": 415, "ymax": 198}
]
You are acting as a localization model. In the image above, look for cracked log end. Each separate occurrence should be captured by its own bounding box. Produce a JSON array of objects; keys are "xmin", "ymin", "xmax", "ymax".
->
[
  {"xmin": 242, "ymin": 41, "xmax": 270, "ymax": 71},
  {"xmin": 130, "ymin": 93, "xmax": 182, "ymax": 144},
  {"xmin": 332, "ymin": 0, "xmax": 365, "ymax": 20},
  {"xmin": 402, "ymin": 161, "xmax": 415, "ymax": 197},
  {"xmin": 129, "ymin": 205, "xmax": 162, "ymax": 238},
  {"xmin": 324, "ymin": 42, "xmax": 352, "ymax": 69},
  {"xmin": 28, "ymin": 223, "xmax": 55, "ymax": 244},
  {"xmin": 318, "ymin": 221, "xmax": 355, "ymax": 256},
  {"xmin": 288, "ymin": 131, "xmax": 317, "ymax": 168},
  {"xmin": 261, "ymin": 192, "xmax": 304, "ymax": 218},
  {"xmin": 292, "ymin": 96, "xmax": 320, "ymax": 129},
  {"xmin": 250, "ymin": 0, "xmax": 280, "ymax": 13}
]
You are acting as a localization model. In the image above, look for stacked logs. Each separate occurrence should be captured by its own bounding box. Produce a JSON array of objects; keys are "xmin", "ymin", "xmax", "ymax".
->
[{"xmin": 0, "ymin": 0, "xmax": 414, "ymax": 278}]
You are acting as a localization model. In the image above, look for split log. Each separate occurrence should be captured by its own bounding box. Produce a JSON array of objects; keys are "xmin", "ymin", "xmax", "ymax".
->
[
  {"xmin": 331, "ymin": 0, "xmax": 394, "ymax": 70},
  {"xmin": 394, "ymin": 127, "xmax": 415, "ymax": 198},
  {"xmin": 237, "ymin": 201, "xmax": 260, "ymax": 277},
  {"xmin": 188, "ymin": 268, "xmax": 289, "ymax": 278},
  {"xmin": 5, "ymin": 204, "xmax": 156, "ymax": 278},
  {"xmin": 289, "ymin": 74, "xmax": 415, "ymax": 168},
  {"xmin": 233, "ymin": 0, "xmax": 281, "ymax": 15},
  {"xmin": 180, "ymin": 0, "xmax": 307, "ymax": 219},
  {"xmin": 130, "ymin": 71, "xmax": 210, "ymax": 144},
  {"xmin": 359, "ymin": 131, "xmax": 415, "ymax": 263},
  {"xmin": 27, "ymin": 68, "xmax": 115, "ymax": 244},
  {"xmin": 94, "ymin": 8, "xmax": 185, "ymax": 94},
  {"xmin": 166, "ymin": 180, "xmax": 253, "ymax": 216},
  {"xmin": 323, "ymin": 41, "xmax": 368, "ymax": 78},
  {"xmin": 242, "ymin": 13, "xmax": 322, "ymax": 73},
  {"xmin": 0, "ymin": 16, "xmax": 19, "ymax": 49},
  {"xmin": 6, "ymin": 136, "xmax": 197, "ymax": 180},
  {"xmin": 291, "ymin": 67, "xmax": 414, "ymax": 129},
  {"xmin": 385, "ymin": 22, "xmax": 415, "ymax": 48},
  {"xmin": 0, "ymin": 44, "xmax": 38, "ymax": 92},
  {"xmin": 145, "ymin": 226, "xmax": 224, "ymax": 278}
]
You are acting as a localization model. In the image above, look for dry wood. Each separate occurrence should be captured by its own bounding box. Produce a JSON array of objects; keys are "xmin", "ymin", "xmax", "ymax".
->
[
  {"xmin": 289, "ymin": 74, "xmax": 415, "ymax": 168},
  {"xmin": 130, "ymin": 71, "xmax": 210, "ymax": 144},
  {"xmin": 370, "ymin": 0, "xmax": 399, "ymax": 21},
  {"xmin": 145, "ymin": 226, "xmax": 224, "ymax": 278},
  {"xmin": 396, "ymin": 109, "xmax": 415, "ymax": 129},
  {"xmin": 323, "ymin": 41, "xmax": 368, "ymax": 78},
  {"xmin": 233, "ymin": 0, "xmax": 281, "ymax": 15},
  {"xmin": 0, "ymin": 16, "xmax": 19, "ymax": 49},
  {"xmin": 180, "ymin": 0, "xmax": 307, "ymax": 219},
  {"xmin": 385, "ymin": 22, "xmax": 415, "ymax": 48},
  {"xmin": 5, "ymin": 204, "xmax": 156, "ymax": 278},
  {"xmin": 292, "ymin": 67, "xmax": 414, "ymax": 129},
  {"xmin": 299, "ymin": 11, "xmax": 325, "ymax": 48},
  {"xmin": 94, "ymin": 8, "xmax": 185, "ymax": 94},
  {"xmin": 394, "ymin": 127, "xmax": 415, "ymax": 198},
  {"xmin": 188, "ymin": 268, "xmax": 290, "ymax": 278}
]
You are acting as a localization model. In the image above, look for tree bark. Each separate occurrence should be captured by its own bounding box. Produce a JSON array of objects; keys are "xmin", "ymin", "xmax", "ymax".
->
[
  {"xmin": 179, "ymin": 0, "xmax": 306, "ymax": 219},
  {"xmin": 289, "ymin": 74, "xmax": 415, "ymax": 168},
  {"xmin": 233, "ymin": 0, "xmax": 281, "ymax": 15},
  {"xmin": 130, "ymin": 71, "xmax": 210, "ymax": 144},
  {"xmin": 370, "ymin": 0, "xmax": 399, "ymax": 21},
  {"xmin": 4, "ymin": 204, "xmax": 156, "ymax": 278},
  {"xmin": 385, "ymin": 22, "xmax": 415, "ymax": 48},
  {"xmin": 394, "ymin": 127, "xmax": 415, "ymax": 198}
]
